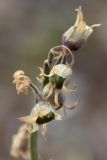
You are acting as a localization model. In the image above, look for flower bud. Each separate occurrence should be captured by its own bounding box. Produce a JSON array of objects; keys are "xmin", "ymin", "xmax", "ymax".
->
[{"xmin": 62, "ymin": 6, "xmax": 101, "ymax": 51}]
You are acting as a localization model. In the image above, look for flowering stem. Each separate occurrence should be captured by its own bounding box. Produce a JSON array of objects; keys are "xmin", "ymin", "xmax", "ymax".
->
[
  {"xmin": 30, "ymin": 83, "xmax": 40, "ymax": 160},
  {"xmin": 30, "ymin": 132, "xmax": 38, "ymax": 160}
]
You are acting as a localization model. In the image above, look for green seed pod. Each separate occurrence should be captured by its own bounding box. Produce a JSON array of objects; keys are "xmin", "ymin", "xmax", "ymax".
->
[
  {"xmin": 34, "ymin": 101, "xmax": 55, "ymax": 124},
  {"xmin": 49, "ymin": 64, "xmax": 72, "ymax": 89},
  {"xmin": 50, "ymin": 75, "xmax": 65, "ymax": 89},
  {"xmin": 36, "ymin": 111, "xmax": 55, "ymax": 124},
  {"xmin": 30, "ymin": 101, "xmax": 61, "ymax": 124}
]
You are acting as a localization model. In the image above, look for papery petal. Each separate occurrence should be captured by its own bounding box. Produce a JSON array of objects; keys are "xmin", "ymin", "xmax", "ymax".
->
[{"xmin": 18, "ymin": 115, "xmax": 38, "ymax": 124}]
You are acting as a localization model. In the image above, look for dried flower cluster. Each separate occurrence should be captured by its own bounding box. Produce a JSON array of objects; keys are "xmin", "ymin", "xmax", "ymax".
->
[
  {"xmin": 10, "ymin": 125, "xmax": 30, "ymax": 159},
  {"xmin": 13, "ymin": 70, "xmax": 31, "ymax": 95},
  {"xmin": 10, "ymin": 6, "xmax": 100, "ymax": 160}
]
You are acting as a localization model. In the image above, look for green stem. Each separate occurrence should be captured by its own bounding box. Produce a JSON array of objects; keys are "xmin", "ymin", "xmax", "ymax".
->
[
  {"xmin": 30, "ymin": 132, "xmax": 38, "ymax": 160},
  {"xmin": 29, "ymin": 84, "xmax": 40, "ymax": 160}
]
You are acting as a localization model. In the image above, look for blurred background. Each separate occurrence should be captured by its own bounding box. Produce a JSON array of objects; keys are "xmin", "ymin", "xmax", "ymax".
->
[{"xmin": 0, "ymin": 0, "xmax": 107, "ymax": 159}]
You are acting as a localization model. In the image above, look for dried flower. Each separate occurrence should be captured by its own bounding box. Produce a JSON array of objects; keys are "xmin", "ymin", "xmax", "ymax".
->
[
  {"xmin": 10, "ymin": 125, "xmax": 30, "ymax": 160},
  {"xmin": 48, "ymin": 45, "xmax": 75, "ymax": 67},
  {"xmin": 44, "ymin": 64, "xmax": 76, "ymax": 93},
  {"xmin": 18, "ymin": 101, "xmax": 61, "ymax": 136},
  {"xmin": 62, "ymin": 6, "xmax": 101, "ymax": 51},
  {"xmin": 42, "ymin": 83, "xmax": 64, "ymax": 110},
  {"xmin": 13, "ymin": 70, "xmax": 31, "ymax": 95},
  {"xmin": 42, "ymin": 64, "xmax": 78, "ymax": 110},
  {"xmin": 37, "ymin": 60, "xmax": 50, "ymax": 85},
  {"xmin": 36, "ymin": 67, "xmax": 45, "ymax": 84},
  {"xmin": 37, "ymin": 45, "xmax": 75, "ymax": 88},
  {"xmin": 42, "ymin": 82, "xmax": 79, "ymax": 111}
]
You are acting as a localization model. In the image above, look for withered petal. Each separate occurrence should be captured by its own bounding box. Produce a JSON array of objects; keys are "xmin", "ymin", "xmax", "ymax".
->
[{"xmin": 18, "ymin": 115, "xmax": 38, "ymax": 124}]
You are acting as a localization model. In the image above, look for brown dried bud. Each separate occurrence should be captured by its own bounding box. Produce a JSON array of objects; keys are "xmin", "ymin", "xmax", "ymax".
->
[
  {"xmin": 13, "ymin": 70, "xmax": 31, "ymax": 95},
  {"xmin": 62, "ymin": 6, "xmax": 101, "ymax": 51}
]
